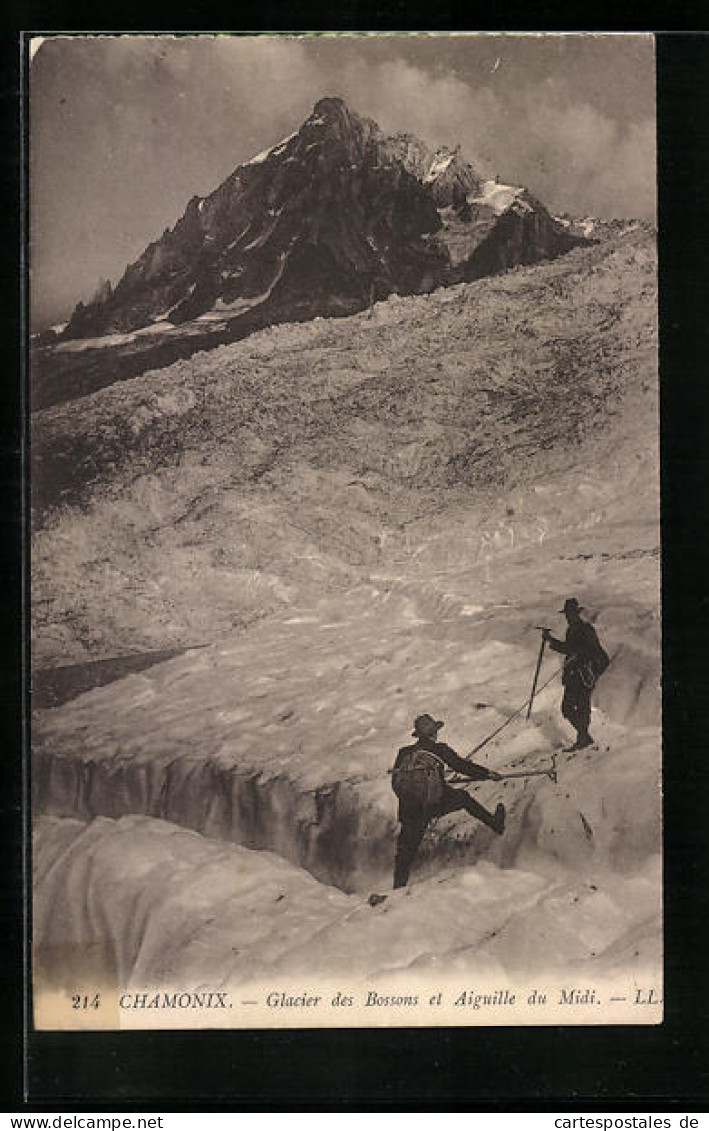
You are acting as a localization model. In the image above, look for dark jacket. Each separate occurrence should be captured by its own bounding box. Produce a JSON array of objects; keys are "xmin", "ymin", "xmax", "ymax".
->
[
  {"xmin": 547, "ymin": 619, "xmax": 604, "ymax": 685},
  {"xmin": 394, "ymin": 735, "xmax": 492, "ymax": 781}
]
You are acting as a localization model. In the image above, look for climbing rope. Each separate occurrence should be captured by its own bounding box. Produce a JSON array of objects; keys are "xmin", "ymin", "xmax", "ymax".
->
[{"xmin": 466, "ymin": 663, "xmax": 565, "ymax": 759}]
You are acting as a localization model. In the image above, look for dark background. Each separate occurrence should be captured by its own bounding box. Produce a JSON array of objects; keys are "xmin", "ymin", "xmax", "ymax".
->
[{"xmin": 2, "ymin": 23, "xmax": 708, "ymax": 1111}]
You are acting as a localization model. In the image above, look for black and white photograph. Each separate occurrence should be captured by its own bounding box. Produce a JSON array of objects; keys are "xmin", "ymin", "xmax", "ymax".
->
[{"xmin": 28, "ymin": 32, "xmax": 661, "ymax": 1030}]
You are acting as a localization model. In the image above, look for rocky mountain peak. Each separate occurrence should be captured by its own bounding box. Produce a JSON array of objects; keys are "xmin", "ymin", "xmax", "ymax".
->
[
  {"xmin": 91, "ymin": 278, "xmax": 113, "ymax": 305},
  {"xmin": 54, "ymin": 97, "xmax": 585, "ymax": 376},
  {"xmin": 308, "ymin": 95, "xmax": 364, "ymax": 133},
  {"xmin": 297, "ymin": 96, "xmax": 387, "ymax": 167}
]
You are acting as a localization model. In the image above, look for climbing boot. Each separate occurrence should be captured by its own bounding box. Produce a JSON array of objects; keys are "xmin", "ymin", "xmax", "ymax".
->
[{"xmin": 565, "ymin": 733, "xmax": 594, "ymax": 752}]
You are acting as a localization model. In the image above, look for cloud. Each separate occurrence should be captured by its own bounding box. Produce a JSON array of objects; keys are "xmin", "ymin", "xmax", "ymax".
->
[
  {"xmin": 587, "ymin": 118, "xmax": 656, "ymax": 220},
  {"xmin": 332, "ymin": 58, "xmax": 655, "ymax": 220},
  {"xmin": 337, "ymin": 57, "xmax": 501, "ymax": 152}
]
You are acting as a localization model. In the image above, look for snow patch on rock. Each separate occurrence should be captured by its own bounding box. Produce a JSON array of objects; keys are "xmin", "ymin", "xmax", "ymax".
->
[
  {"xmin": 424, "ymin": 153, "xmax": 455, "ymax": 182},
  {"xmin": 469, "ymin": 179, "xmax": 525, "ymax": 215},
  {"xmin": 245, "ymin": 131, "xmax": 298, "ymax": 166}
]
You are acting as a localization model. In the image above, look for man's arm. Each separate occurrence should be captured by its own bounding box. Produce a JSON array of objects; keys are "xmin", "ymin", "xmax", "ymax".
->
[
  {"xmin": 393, "ymin": 747, "xmax": 409, "ymax": 771},
  {"xmin": 543, "ymin": 628, "xmax": 568, "ymax": 654},
  {"xmin": 546, "ymin": 623, "xmax": 598, "ymax": 660},
  {"xmin": 578, "ymin": 622, "xmax": 601, "ymax": 659},
  {"xmin": 434, "ymin": 742, "xmax": 499, "ymax": 781}
]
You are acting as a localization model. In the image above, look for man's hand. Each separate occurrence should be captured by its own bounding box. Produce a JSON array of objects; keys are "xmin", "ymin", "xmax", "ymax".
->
[{"xmin": 541, "ymin": 628, "xmax": 551, "ymax": 642}]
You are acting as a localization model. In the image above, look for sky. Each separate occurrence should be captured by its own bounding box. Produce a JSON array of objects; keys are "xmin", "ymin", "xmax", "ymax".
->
[{"xmin": 30, "ymin": 33, "xmax": 656, "ymax": 329}]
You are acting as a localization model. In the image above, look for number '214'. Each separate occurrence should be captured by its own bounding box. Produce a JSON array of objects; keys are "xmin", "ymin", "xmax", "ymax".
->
[{"xmin": 71, "ymin": 993, "xmax": 101, "ymax": 1010}]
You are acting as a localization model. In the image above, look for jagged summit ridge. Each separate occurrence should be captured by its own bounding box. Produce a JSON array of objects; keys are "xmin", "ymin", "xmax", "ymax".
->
[{"xmin": 62, "ymin": 96, "xmax": 582, "ymax": 343}]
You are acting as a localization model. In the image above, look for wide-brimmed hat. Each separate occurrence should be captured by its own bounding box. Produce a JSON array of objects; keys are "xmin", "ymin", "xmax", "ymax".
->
[
  {"xmin": 412, "ymin": 713, "xmax": 444, "ymax": 738},
  {"xmin": 559, "ymin": 597, "xmax": 583, "ymax": 614}
]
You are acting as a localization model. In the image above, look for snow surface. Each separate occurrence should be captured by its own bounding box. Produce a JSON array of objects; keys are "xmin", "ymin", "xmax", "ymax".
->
[
  {"xmin": 55, "ymin": 330, "xmax": 141, "ymax": 351},
  {"xmin": 34, "ymin": 813, "xmax": 661, "ymax": 989},
  {"xmin": 424, "ymin": 153, "xmax": 454, "ymax": 183},
  {"xmin": 205, "ymin": 253, "xmax": 288, "ymax": 318},
  {"xmin": 54, "ymin": 318, "xmax": 193, "ymax": 352},
  {"xmin": 32, "ymin": 227, "xmax": 660, "ymax": 1016},
  {"xmin": 469, "ymin": 179, "xmax": 526, "ymax": 215},
  {"xmin": 244, "ymin": 131, "xmax": 298, "ymax": 167},
  {"xmin": 33, "ymin": 582, "xmax": 661, "ymax": 895}
]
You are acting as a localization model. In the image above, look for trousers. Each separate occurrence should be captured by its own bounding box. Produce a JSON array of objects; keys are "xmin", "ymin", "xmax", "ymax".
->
[
  {"xmin": 393, "ymin": 785, "xmax": 499, "ymax": 889},
  {"xmin": 561, "ymin": 673, "xmax": 593, "ymax": 737}
]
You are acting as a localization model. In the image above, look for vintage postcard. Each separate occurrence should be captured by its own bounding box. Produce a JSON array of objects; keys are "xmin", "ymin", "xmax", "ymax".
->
[{"xmin": 29, "ymin": 32, "xmax": 661, "ymax": 1030}]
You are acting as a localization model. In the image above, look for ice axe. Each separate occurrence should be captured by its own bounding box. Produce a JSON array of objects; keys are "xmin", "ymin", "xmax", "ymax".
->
[
  {"xmin": 448, "ymin": 751, "xmax": 558, "ymax": 787},
  {"xmin": 526, "ymin": 627, "xmax": 550, "ymax": 720},
  {"xmin": 496, "ymin": 750, "xmax": 558, "ymax": 784}
]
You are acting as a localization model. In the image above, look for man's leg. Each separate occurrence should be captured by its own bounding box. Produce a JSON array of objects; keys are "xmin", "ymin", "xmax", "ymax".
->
[
  {"xmin": 577, "ymin": 685, "xmax": 592, "ymax": 741},
  {"xmin": 562, "ymin": 680, "xmax": 593, "ymax": 748},
  {"xmin": 393, "ymin": 811, "xmax": 428, "ymax": 888},
  {"xmin": 437, "ymin": 786, "xmax": 505, "ymax": 834},
  {"xmin": 562, "ymin": 684, "xmax": 579, "ymax": 729}
]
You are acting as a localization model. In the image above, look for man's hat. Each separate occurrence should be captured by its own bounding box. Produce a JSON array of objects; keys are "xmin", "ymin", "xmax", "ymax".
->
[
  {"xmin": 559, "ymin": 597, "xmax": 583, "ymax": 614},
  {"xmin": 412, "ymin": 713, "xmax": 444, "ymax": 738}
]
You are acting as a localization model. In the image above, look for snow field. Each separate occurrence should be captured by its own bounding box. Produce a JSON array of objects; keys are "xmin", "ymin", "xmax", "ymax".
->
[
  {"xmin": 33, "ymin": 813, "xmax": 660, "ymax": 988},
  {"xmin": 32, "ymin": 225, "xmax": 660, "ymax": 992}
]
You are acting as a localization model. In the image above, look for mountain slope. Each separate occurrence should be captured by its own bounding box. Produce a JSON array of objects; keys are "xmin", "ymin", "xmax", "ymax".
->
[
  {"xmin": 31, "ymin": 224, "xmax": 660, "ymax": 1000},
  {"xmin": 32, "ymin": 226, "xmax": 658, "ymax": 744}
]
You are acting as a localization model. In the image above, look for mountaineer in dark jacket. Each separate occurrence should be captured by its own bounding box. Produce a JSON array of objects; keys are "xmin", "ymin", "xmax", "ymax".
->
[
  {"xmin": 543, "ymin": 597, "xmax": 610, "ymax": 751},
  {"xmin": 391, "ymin": 713, "xmax": 505, "ymax": 889}
]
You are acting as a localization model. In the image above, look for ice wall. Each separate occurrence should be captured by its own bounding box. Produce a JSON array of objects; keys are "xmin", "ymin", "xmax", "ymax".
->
[
  {"xmin": 33, "ymin": 590, "xmax": 661, "ymax": 894},
  {"xmin": 33, "ymin": 814, "xmax": 662, "ymax": 990}
]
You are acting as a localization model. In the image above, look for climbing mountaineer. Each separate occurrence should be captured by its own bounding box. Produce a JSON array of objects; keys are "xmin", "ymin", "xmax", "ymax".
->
[
  {"xmin": 391, "ymin": 713, "xmax": 505, "ymax": 889},
  {"xmin": 543, "ymin": 597, "xmax": 610, "ymax": 751}
]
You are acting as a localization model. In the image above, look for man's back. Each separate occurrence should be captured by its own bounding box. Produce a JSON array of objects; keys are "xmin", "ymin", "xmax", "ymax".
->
[
  {"xmin": 565, "ymin": 618, "xmax": 601, "ymax": 659},
  {"xmin": 394, "ymin": 737, "xmax": 489, "ymax": 779}
]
